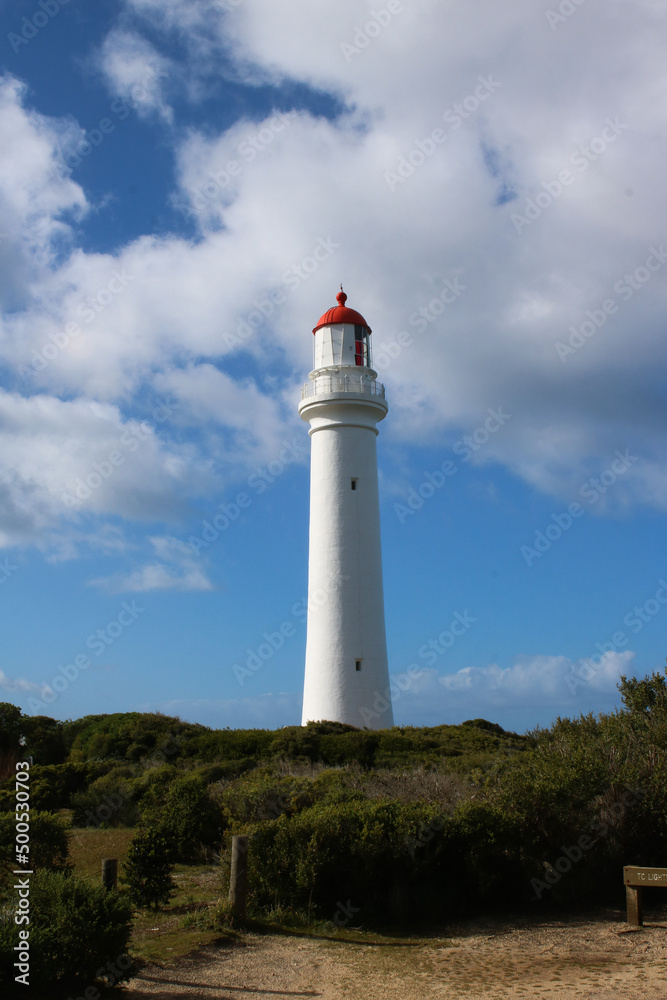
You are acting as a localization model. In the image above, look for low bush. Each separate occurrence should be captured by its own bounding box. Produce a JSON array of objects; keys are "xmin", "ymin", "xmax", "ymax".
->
[
  {"xmin": 0, "ymin": 811, "xmax": 70, "ymax": 894},
  {"xmin": 244, "ymin": 797, "xmax": 521, "ymax": 924},
  {"xmin": 0, "ymin": 870, "xmax": 133, "ymax": 996}
]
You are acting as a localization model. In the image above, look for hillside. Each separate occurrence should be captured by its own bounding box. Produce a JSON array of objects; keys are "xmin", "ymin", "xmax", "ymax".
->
[{"xmin": 1, "ymin": 667, "xmax": 666, "ymax": 926}]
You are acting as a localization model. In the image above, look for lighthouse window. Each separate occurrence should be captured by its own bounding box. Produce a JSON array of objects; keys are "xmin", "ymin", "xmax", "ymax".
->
[
  {"xmin": 351, "ymin": 478, "xmax": 357, "ymax": 490},
  {"xmin": 355, "ymin": 659, "xmax": 363, "ymax": 671},
  {"xmin": 354, "ymin": 325, "xmax": 369, "ymax": 367}
]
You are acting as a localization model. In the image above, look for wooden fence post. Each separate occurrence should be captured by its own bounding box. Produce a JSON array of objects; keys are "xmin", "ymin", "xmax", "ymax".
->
[
  {"xmin": 102, "ymin": 858, "xmax": 118, "ymax": 891},
  {"xmin": 229, "ymin": 835, "xmax": 249, "ymax": 918}
]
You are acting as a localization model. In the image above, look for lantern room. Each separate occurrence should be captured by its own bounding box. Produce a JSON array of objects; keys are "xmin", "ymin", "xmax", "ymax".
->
[{"xmin": 311, "ymin": 289, "xmax": 373, "ymax": 374}]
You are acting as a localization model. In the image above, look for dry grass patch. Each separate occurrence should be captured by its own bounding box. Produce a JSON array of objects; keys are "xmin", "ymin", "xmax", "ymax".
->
[{"xmin": 68, "ymin": 825, "xmax": 135, "ymax": 882}]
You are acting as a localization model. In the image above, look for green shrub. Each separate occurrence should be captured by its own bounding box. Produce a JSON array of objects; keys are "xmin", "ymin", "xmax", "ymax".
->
[
  {"xmin": 220, "ymin": 769, "xmax": 317, "ymax": 827},
  {"xmin": 124, "ymin": 828, "xmax": 176, "ymax": 909},
  {"xmin": 0, "ymin": 812, "xmax": 70, "ymax": 895},
  {"xmin": 462, "ymin": 718, "xmax": 507, "ymax": 735},
  {"xmin": 140, "ymin": 773, "xmax": 224, "ymax": 861},
  {"xmin": 66, "ymin": 711, "xmax": 205, "ymax": 763},
  {"xmin": 71, "ymin": 766, "xmax": 139, "ymax": 828},
  {"xmin": 494, "ymin": 701, "xmax": 667, "ymax": 907},
  {"xmin": 183, "ymin": 729, "xmax": 274, "ymax": 762},
  {"xmin": 0, "ymin": 762, "xmax": 105, "ymax": 813},
  {"xmin": 243, "ymin": 797, "xmax": 521, "ymax": 924},
  {"xmin": 0, "ymin": 870, "xmax": 133, "ymax": 996},
  {"xmin": 0, "ymin": 704, "xmax": 22, "ymax": 757}
]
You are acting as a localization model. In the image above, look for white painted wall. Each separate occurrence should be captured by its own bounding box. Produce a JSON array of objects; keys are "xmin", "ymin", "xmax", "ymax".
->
[{"xmin": 299, "ymin": 377, "xmax": 393, "ymax": 730}]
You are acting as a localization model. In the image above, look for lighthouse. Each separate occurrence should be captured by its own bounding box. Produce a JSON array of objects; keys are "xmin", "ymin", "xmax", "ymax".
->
[{"xmin": 298, "ymin": 289, "xmax": 394, "ymax": 730}]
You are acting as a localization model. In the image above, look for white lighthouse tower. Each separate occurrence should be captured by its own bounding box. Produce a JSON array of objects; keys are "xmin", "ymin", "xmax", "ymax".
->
[{"xmin": 298, "ymin": 289, "xmax": 393, "ymax": 730}]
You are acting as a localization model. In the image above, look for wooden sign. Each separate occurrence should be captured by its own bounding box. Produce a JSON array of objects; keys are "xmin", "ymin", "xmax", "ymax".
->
[
  {"xmin": 623, "ymin": 865, "xmax": 667, "ymax": 925},
  {"xmin": 624, "ymin": 866, "xmax": 667, "ymax": 887}
]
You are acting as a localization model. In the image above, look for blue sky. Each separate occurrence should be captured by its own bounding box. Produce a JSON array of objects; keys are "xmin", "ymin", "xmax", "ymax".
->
[{"xmin": 0, "ymin": 0, "xmax": 665, "ymax": 733}]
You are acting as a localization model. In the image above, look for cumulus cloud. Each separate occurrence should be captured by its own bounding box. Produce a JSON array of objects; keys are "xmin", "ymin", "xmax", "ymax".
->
[
  {"xmin": 0, "ymin": 390, "xmax": 213, "ymax": 549},
  {"xmin": 162, "ymin": 0, "xmax": 667, "ymax": 512},
  {"xmin": 0, "ymin": 75, "xmax": 87, "ymax": 308},
  {"xmin": 438, "ymin": 651, "xmax": 632, "ymax": 700},
  {"xmin": 392, "ymin": 651, "xmax": 636, "ymax": 729},
  {"xmin": 117, "ymin": 0, "xmax": 667, "ymax": 513}
]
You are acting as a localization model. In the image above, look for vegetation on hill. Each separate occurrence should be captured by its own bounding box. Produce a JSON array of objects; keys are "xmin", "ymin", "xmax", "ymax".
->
[{"xmin": 0, "ymin": 664, "xmax": 665, "ymax": 989}]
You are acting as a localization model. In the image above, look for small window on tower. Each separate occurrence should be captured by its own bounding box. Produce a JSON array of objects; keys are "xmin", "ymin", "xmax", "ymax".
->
[
  {"xmin": 351, "ymin": 478, "xmax": 357, "ymax": 490},
  {"xmin": 355, "ymin": 659, "xmax": 362, "ymax": 671}
]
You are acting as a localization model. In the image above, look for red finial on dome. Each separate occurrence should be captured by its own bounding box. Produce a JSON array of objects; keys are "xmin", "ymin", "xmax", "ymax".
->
[{"xmin": 336, "ymin": 285, "xmax": 347, "ymax": 307}]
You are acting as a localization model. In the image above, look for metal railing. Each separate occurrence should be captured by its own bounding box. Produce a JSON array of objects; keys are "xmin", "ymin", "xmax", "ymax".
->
[{"xmin": 301, "ymin": 374, "xmax": 386, "ymax": 401}]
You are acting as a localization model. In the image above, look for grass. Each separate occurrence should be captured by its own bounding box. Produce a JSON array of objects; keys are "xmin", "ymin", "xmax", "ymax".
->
[
  {"xmin": 67, "ymin": 825, "xmax": 135, "ymax": 882},
  {"xmin": 130, "ymin": 865, "xmax": 241, "ymax": 963}
]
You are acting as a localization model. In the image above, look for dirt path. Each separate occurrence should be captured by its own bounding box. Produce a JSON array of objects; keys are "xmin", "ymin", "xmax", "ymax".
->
[{"xmin": 125, "ymin": 912, "xmax": 667, "ymax": 999}]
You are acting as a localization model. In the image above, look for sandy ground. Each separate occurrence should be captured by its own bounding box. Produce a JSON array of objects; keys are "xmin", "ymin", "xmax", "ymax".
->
[{"xmin": 125, "ymin": 911, "xmax": 667, "ymax": 1000}]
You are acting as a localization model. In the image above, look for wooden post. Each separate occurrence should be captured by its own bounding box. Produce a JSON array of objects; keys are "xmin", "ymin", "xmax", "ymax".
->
[
  {"xmin": 626, "ymin": 885, "xmax": 643, "ymax": 926},
  {"xmin": 102, "ymin": 858, "xmax": 118, "ymax": 891},
  {"xmin": 229, "ymin": 835, "xmax": 248, "ymax": 918}
]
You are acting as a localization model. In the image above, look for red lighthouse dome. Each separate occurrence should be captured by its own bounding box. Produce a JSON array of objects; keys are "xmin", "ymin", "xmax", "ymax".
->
[{"xmin": 312, "ymin": 289, "xmax": 371, "ymax": 334}]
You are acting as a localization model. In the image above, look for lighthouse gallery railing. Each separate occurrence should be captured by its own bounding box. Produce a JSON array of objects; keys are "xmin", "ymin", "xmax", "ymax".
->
[{"xmin": 301, "ymin": 374, "xmax": 386, "ymax": 400}]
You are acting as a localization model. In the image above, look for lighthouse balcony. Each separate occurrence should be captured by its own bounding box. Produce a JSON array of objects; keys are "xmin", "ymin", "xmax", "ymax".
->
[{"xmin": 301, "ymin": 372, "xmax": 386, "ymax": 401}]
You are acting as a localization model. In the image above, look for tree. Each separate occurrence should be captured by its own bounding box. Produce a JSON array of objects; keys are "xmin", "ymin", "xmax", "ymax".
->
[
  {"xmin": 22, "ymin": 715, "xmax": 66, "ymax": 764},
  {"xmin": 124, "ymin": 828, "xmax": 176, "ymax": 910},
  {"xmin": 618, "ymin": 664, "xmax": 667, "ymax": 717},
  {"xmin": 0, "ymin": 702, "xmax": 23, "ymax": 756}
]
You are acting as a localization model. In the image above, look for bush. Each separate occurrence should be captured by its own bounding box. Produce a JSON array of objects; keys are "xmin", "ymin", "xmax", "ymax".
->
[
  {"xmin": 493, "ymin": 703, "xmax": 667, "ymax": 907},
  {"xmin": 66, "ymin": 711, "xmax": 206, "ymax": 763},
  {"xmin": 0, "ymin": 870, "xmax": 133, "ymax": 996},
  {"xmin": 0, "ymin": 762, "xmax": 103, "ymax": 813},
  {"xmin": 124, "ymin": 828, "xmax": 176, "ymax": 910},
  {"xmin": 219, "ymin": 769, "xmax": 319, "ymax": 827},
  {"xmin": 244, "ymin": 797, "xmax": 521, "ymax": 925},
  {"xmin": 0, "ymin": 811, "xmax": 70, "ymax": 894},
  {"xmin": 71, "ymin": 766, "xmax": 139, "ymax": 829},
  {"xmin": 140, "ymin": 773, "xmax": 224, "ymax": 861}
]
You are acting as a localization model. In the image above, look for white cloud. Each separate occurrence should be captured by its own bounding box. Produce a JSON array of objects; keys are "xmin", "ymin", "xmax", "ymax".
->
[
  {"xmin": 97, "ymin": 29, "xmax": 174, "ymax": 122},
  {"xmin": 0, "ymin": 670, "xmax": 43, "ymax": 697},
  {"xmin": 89, "ymin": 535, "xmax": 215, "ymax": 592},
  {"xmin": 0, "ymin": 390, "xmax": 214, "ymax": 549},
  {"xmin": 391, "ymin": 651, "xmax": 636, "ymax": 729},
  {"xmin": 438, "ymin": 651, "xmax": 632, "ymax": 700},
  {"xmin": 145, "ymin": 650, "xmax": 636, "ymax": 731},
  {"xmin": 1, "ymin": 0, "xmax": 667, "ymax": 569},
  {"xmin": 154, "ymin": 363, "xmax": 303, "ymax": 475},
  {"xmin": 0, "ymin": 75, "xmax": 87, "ymax": 308}
]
